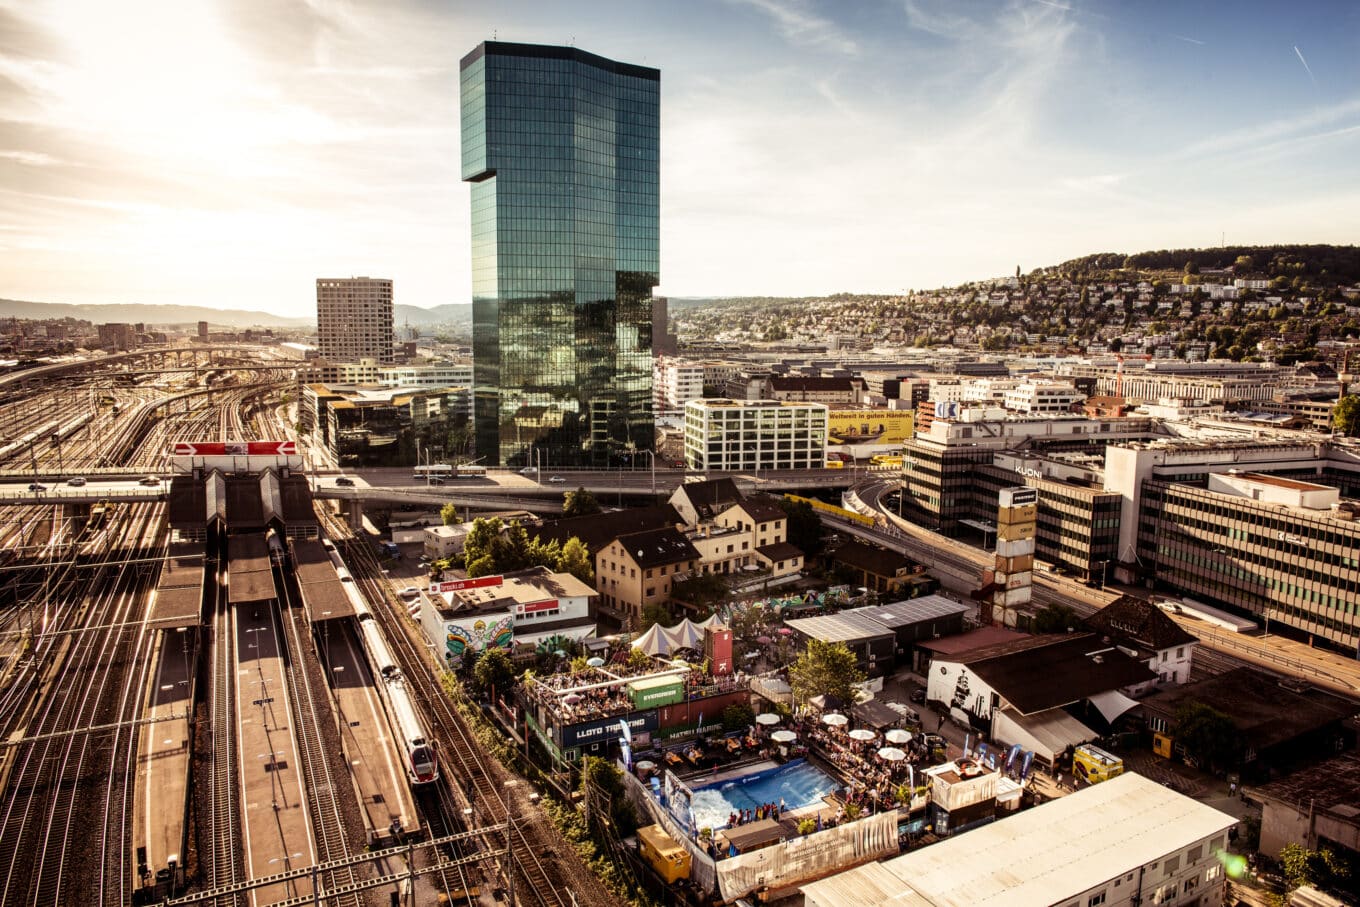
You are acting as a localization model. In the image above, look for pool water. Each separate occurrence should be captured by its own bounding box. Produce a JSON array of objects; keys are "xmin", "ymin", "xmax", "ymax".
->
[{"xmin": 688, "ymin": 760, "xmax": 839, "ymax": 832}]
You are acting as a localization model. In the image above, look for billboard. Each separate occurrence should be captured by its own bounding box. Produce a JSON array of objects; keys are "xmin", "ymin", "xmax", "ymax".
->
[
  {"xmin": 828, "ymin": 409, "xmax": 914, "ymax": 445},
  {"xmin": 560, "ymin": 710, "xmax": 658, "ymax": 749},
  {"xmin": 435, "ymin": 575, "xmax": 504, "ymax": 593},
  {"xmin": 172, "ymin": 441, "xmax": 297, "ymax": 456}
]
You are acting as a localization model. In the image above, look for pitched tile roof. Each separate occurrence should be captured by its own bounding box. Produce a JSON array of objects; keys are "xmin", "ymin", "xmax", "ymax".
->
[
  {"xmin": 531, "ymin": 504, "xmax": 682, "ymax": 555},
  {"xmin": 1083, "ymin": 596, "xmax": 1198, "ymax": 653},
  {"xmin": 614, "ymin": 527, "xmax": 701, "ymax": 569}
]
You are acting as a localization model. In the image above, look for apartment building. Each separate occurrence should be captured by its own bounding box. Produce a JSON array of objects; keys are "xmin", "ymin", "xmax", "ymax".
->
[
  {"xmin": 653, "ymin": 357, "xmax": 705, "ymax": 414},
  {"xmin": 1002, "ymin": 381, "xmax": 1087, "ymax": 414},
  {"xmin": 316, "ymin": 277, "xmax": 394, "ymax": 365}
]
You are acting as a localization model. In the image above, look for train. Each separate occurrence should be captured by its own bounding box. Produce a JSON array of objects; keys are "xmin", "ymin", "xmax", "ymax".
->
[
  {"xmin": 322, "ymin": 539, "xmax": 439, "ymax": 786},
  {"xmin": 0, "ymin": 411, "xmax": 93, "ymax": 462},
  {"xmin": 266, "ymin": 527, "xmax": 288, "ymax": 567}
]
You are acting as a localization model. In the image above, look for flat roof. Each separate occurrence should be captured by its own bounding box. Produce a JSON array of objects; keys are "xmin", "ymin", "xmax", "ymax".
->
[
  {"xmin": 1237, "ymin": 471, "xmax": 1333, "ymax": 492},
  {"xmin": 848, "ymin": 595, "xmax": 969, "ymax": 628},
  {"xmin": 814, "ymin": 773, "xmax": 1236, "ymax": 907},
  {"xmin": 915, "ymin": 626, "xmax": 1027, "ymax": 657},
  {"xmin": 227, "ymin": 534, "xmax": 275, "ymax": 604},
  {"xmin": 150, "ymin": 541, "xmax": 205, "ymax": 626},
  {"xmin": 786, "ymin": 611, "xmax": 895, "ymax": 644}
]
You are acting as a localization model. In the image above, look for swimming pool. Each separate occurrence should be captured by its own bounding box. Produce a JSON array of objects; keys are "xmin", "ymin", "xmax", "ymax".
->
[{"xmin": 688, "ymin": 760, "xmax": 840, "ymax": 832}]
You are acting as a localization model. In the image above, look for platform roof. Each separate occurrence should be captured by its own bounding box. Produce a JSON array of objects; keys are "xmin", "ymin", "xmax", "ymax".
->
[
  {"xmin": 227, "ymin": 534, "xmax": 275, "ymax": 604},
  {"xmin": 149, "ymin": 541, "xmax": 205, "ymax": 627},
  {"xmin": 167, "ymin": 476, "xmax": 205, "ymax": 529},
  {"xmin": 278, "ymin": 477, "xmax": 317, "ymax": 527},
  {"xmin": 291, "ymin": 539, "xmax": 355, "ymax": 621},
  {"xmin": 226, "ymin": 476, "xmax": 265, "ymax": 530}
]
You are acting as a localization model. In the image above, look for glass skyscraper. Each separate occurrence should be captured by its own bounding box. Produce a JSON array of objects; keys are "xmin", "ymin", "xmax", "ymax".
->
[{"xmin": 460, "ymin": 41, "xmax": 658, "ymax": 467}]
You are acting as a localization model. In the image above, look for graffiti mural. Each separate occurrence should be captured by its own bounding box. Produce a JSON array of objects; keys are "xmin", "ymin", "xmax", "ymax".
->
[{"xmin": 443, "ymin": 615, "xmax": 514, "ymax": 662}]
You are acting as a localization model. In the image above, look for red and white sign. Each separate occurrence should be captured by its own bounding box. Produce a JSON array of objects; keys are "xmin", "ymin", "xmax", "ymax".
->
[
  {"xmin": 172, "ymin": 441, "xmax": 298, "ymax": 456},
  {"xmin": 517, "ymin": 599, "xmax": 557, "ymax": 614},
  {"xmin": 435, "ymin": 575, "xmax": 504, "ymax": 593}
]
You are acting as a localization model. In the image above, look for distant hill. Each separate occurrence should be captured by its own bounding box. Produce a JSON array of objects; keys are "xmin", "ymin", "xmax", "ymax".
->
[
  {"xmin": 0, "ymin": 297, "xmax": 473, "ymax": 330},
  {"xmin": 0, "ymin": 297, "xmax": 312, "ymax": 328},
  {"xmin": 1050, "ymin": 244, "xmax": 1360, "ymax": 284}
]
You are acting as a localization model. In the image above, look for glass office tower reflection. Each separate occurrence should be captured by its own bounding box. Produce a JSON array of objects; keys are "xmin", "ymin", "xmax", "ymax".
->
[{"xmin": 460, "ymin": 42, "xmax": 658, "ymax": 467}]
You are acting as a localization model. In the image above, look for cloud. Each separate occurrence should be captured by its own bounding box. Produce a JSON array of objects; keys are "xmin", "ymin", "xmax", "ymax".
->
[{"xmin": 728, "ymin": 0, "xmax": 858, "ymax": 54}]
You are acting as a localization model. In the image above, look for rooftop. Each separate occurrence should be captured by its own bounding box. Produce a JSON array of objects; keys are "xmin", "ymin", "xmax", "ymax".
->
[
  {"xmin": 801, "ymin": 773, "xmax": 1236, "ymax": 907},
  {"xmin": 1083, "ymin": 596, "xmax": 1198, "ymax": 653},
  {"xmin": 786, "ymin": 611, "xmax": 895, "ymax": 644},
  {"xmin": 960, "ymin": 633, "xmax": 1157, "ymax": 716}
]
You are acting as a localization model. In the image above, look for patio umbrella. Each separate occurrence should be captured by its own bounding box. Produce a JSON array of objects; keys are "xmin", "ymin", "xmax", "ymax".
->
[
  {"xmin": 755, "ymin": 636, "xmax": 773, "ymax": 645},
  {"xmin": 755, "ymin": 713, "xmax": 781, "ymax": 726},
  {"xmin": 586, "ymin": 657, "xmax": 606, "ymax": 667},
  {"xmin": 877, "ymin": 746, "xmax": 906, "ymax": 762},
  {"xmin": 822, "ymin": 713, "xmax": 848, "ymax": 727},
  {"xmin": 848, "ymin": 728, "xmax": 877, "ymax": 742},
  {"xmin": 771, "ymin": 730, "xmax": 797, "ymax": 743},
  {"xmin": 885, "ymin": 728, "xmax": 913, "ymax": 745},
  {"xmin": 635, "ymin": 760, "xmax": 656, "ymax": 772},
  {"xmin": 564, "ymin": 693, "xmax": 583, "ymax": 704},
  {"xmin": 778, "ymin": 628, "xmax": 792, "ymax": 636}
]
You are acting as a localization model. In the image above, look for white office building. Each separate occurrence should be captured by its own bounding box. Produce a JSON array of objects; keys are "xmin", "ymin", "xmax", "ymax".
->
[
  {"xmin": 1003, "ymin": 380, "xmax": 1087, "ymax": 414},
  {"xmin": 683, "ymin": 399, "xmax": 827, "ymax": 471},
  {"xmin": 654, "ymin": 357, "xmax": 705, "ymax": 413}
]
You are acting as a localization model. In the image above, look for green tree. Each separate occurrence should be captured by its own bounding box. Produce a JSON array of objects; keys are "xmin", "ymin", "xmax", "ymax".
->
[
  {"xmin": 788, "ymin": 639, "xmax": 865, "ymax": 709},
  {"xmin": 778, "ymin": 498, "xmax": 824, "ymax": 557},
  {"xmin": 1173, "ymin": 701, "xmax": 1245, "ymax": 772},
  {"xmin": 1333, "ymin": 394, "xmax": 1360, "ymax": 436},
  {"xmin": 721, "ymin": 702, "xmax": 755, "ymax": 731},
  {"xmin": 563, "ymin": 486, "xmax": 601, "ymax": 517},
  {"xmin": 1033, "ymin": 602, "xmax": 1077, "ymax": 633},
  {"xmin": 440, "ymin": 502, "xmax": 461, "ymax": 526},
  {"xmin": 472, "ymin": 648, "xmax": 516, "ymax": 699},
  {"xmin": 640, "ymin": 601, "xmax": 674, "ymax": 632},
  {"xmin": 556, "ymin": 536, "xmax": 594, "ymax": 583},
  {"xmin": 1280, "ymin": 842, "xmax": 1353, "ymax": 895}
]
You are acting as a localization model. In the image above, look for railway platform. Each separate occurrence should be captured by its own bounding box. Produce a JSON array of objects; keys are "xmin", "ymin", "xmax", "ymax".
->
[
  {"xmin": 131, "ymin": 626, "xmax": 195, "ymax": 900},
  {"xmin": 234, "ymin": 598, "xmax": 315, "ymax": 905},
  {"xmin": 321, "ymin": 620, "xmax": 422, "ymax": 843}
]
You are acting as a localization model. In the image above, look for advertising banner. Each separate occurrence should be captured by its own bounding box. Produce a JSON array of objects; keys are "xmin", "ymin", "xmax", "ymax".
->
[
  {"xmin": 561, "ymin": 710, "xmax": 658, "ymax": 749},
  {"xmin": 172, "ymin": 441, "xmax": 297, "ymax": 456},
  {"xmin": 435, "ymin": 575, "xmax": 504, "ymax": 593}
]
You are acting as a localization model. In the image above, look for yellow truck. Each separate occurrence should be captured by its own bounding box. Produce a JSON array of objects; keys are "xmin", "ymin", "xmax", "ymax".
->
[{"xmin": 1073, "ymin": 744, "xmax": 1124, "ymax": 784}]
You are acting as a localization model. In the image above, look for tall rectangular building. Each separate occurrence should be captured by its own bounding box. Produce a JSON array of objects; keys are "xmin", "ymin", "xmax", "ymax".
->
[
  {"xmin": 316, "ymin": 277, "xmax": 394, "ymax": 365},
  {"xmin": 460, "ymin": 41, "xmax": 658, "ymax": 467}
]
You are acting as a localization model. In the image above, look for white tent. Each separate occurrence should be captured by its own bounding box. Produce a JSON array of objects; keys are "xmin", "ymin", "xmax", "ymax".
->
[
  {"xmin": 668, "ymin": 618, "xmax": 704, "ymax": 650},
  {"xmin": 695, "ymin": 614, "xmax": 725, "ymax": 631},
  {"xmin": 632, "ymin": 623, "xmax": 672, "ymax": 656}
]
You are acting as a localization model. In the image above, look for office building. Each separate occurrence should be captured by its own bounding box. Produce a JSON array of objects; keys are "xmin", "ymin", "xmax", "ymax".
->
[
  {"xmin": 301, "ymin": 383, "xmax": 467, "ymax": 468},
  {"xmin": 461, "ymin": 41, "xmax": 658, "ymax": 466},
  {"xmin": 653, "ymin": 357, "xmax": 705, "ymax": 414},
  {"xmin": 97, "ymin": 322, "xmax": 137, "ymax": 351},
  {"xmin": 315, "ymin": 277, "xmax": 393, "ymax": 365},
  {"xmin": 682, "ymin": 399, "xmax": 827, "ymax": 471}
]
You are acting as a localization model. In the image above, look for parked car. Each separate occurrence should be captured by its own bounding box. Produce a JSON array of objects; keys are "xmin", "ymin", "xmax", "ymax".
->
[
  {"xmin": 519, "ymin": 466, "xmax": 538, "ymax": 475},
  {"xmin": 139, "ymin": 475, "xmax": 161, "ymax": 486},
  {"xmin": 335, "ymin": 476, "xmax": 355, "ymax": 487},
  {"xmin": 548, "ymin": 474, "xmax": 566, "ymax": 484},
  {"xmin": 399, "ymin": 586, "xmax": 420, "ymax": 598},
  {"xmin": 67, "ymin": 476, "xmax": 87, "ymax": 487}
]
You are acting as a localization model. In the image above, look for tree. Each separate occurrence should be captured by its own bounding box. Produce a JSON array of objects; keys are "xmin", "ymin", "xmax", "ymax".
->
[
  {"xmin": 788, "ymin": 639, "xmax": 864, "ymax": 709},
  {"xmin": 563, "ymin": 486, "xmax": 601, "ymax": 517},
  {"xmin": 721, "ymin": 702, "xmax": 755, "ymax": 731},
  {"xmin": 556, "ymin": 536, "xmax": 594, "ymax": 583},
  {"xmin": 1334, "ymin": 395, "xmax": 1360, "ymax": 436},
  {"xmin": 640, "ymin": 601, "xmax": 674, "ymax": 632},
  {"xmin": 779, "ymin": 498, "xmax": 824, "ymax": 557},
  {"xmin": 1280, "ymin": 842, "xmax": 1353, "ymax": 896},
  {"xmin": 1173, "ymin": 700, "xmax": 1244, "ymax": 772},
  {"xmin": 1033, "ymin": 602, "xmax": 1077, "ymax": 633},
  {"xmin": 440, "ymin": 502, "xmax": 461, "ymax": 526},
  {"xmin": 472, "ymin": 648, "xmax": 515, "ymax": 700}
]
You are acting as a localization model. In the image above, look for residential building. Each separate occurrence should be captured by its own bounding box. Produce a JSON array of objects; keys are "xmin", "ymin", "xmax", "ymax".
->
[
  {"xmin": 596, "ymin": 528, "xmax": 699, "ymax": 630},
  {"xmin": 1082, "ymin": 596, "xmax": 1197, "ymax": 692},
  {"xmin": 653, "ymin": 357, "xmax": 704, "ymax": 414},
  {"xmin": 830, "ymin": 540, "xmax": 936, "ymax": 597},
  {"xmin": 420, "ymin": 566, "xmax": 596, "ymax": 660},
  {"xmin": 682, "ymin": 399, "xmax": 828, "ymax": 471},
  {"xmin": 801, "ymin": 773, "xmax": 1237, "ymax": 907},
  {"xmin": 668, "ymin": 478, "xmax": 745, "ymax": 526},
  {"xmin": 461, "ymin": 41, "xmax": 658, "ymax": 466},
  {"xmin": 316, "ymin": 277, "xmax": 394, "ymax": 364}
]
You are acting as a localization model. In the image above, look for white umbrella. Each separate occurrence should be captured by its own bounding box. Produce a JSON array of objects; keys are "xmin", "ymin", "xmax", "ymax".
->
[
  {"xmin": 755, "ymin": 713, "xmax": 781, "ymax": 726},
  {"xmin": 587, "ymin": 656, "xmax": 606, "ymax": 667},
  {"xmin": 848, "ymin": 728, "xmax": 877, "ymax": 742},
  {"xmin": 563, "ymin": 693, "xmax": 583, "ymax": 704},
  {"xmin": 877, "ymin": 746, "xmax": 906, "ymax": 762},
  {"xmin": 822, "ymin": 713, "xmax": 849, "ymax": 727},
  {"xmin": 771, "ymin": 730, "xmax": 798, "ymax": 743},
  {"xmin": 885, "ymin": 728, "xmax": 913, "ymax": 745},
  {"xmin": 635, "ymin": 760, "xmax": 656, "ymax": 772}
]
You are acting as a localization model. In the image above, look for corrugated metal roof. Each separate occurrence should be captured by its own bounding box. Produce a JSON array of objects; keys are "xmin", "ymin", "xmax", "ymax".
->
[
  {"xmin": 848, "ymin": 595, "xmax": 969, "ymax": 628},
  {"xmin": 786, "ymin": 611, "xmax": 894, "ymax": 643}
]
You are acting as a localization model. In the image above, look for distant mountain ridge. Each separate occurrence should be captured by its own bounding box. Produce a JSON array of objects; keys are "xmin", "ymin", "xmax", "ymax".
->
[{"xmin": 0, "ymin": 297, "xmax": 472, "ymax": 329}]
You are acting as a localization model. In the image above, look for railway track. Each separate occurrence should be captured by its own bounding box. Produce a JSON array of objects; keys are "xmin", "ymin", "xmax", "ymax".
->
[
  {"xmin": 319, "ymin": 507, "xmax": 597, "ymax": 907},
  {"xmin": 205, "ymin": 551, "xmax": 244, "ymax": 903}
]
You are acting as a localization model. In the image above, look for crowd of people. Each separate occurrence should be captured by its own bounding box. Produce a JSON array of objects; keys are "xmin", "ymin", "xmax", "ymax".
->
[
  {"xmin": 801, "ymin": 718, "xmax": 927, "ymax": 813},
  {"xmin": 727, "ymin": 800, "xmax": 784, "ymax": 827}
]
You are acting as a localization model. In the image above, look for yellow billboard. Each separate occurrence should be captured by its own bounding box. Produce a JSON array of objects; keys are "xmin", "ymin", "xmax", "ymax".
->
[{"xmin": 828, "ymin": 409, "xmax": 914, "ymax": 445}]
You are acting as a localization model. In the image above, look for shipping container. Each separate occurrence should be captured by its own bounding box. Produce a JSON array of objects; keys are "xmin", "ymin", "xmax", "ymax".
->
[{"xmin": 628, "ymin": 675, "xmax": 684, "ymax": 710}]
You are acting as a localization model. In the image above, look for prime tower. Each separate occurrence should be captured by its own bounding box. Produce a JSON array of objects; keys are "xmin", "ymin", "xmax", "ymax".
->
[{"xmin": 460, "ymin": 41, "xmax": 658, "ymax": 467}]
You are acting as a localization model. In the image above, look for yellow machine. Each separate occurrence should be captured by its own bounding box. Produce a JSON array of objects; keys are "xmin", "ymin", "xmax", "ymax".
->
[
  {"xmin": 1073, "ymin": 744, "xmax": 1124, "ymax": 784},
  {"xmin": 638, "ymin": 824, "xmax": 691, "ymax": 884}
]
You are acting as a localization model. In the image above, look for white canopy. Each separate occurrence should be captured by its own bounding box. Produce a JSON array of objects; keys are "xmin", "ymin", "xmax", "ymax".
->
[
  {"xmin": 668, "ymin": 618, "xmax": 704, "ymax": 650},
  {"xmin": 632, "ymin": 623, "xmax": 672, "ymax": 656},
  {"xmin": 1088, "ymin": 689, "xmax": 1141, "ymax": 724}
]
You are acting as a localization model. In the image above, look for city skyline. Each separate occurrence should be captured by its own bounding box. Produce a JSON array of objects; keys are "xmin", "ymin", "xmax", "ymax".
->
[{"xmin": 2, "ymin": 0, "xmax": 1358, "ymax": 316}]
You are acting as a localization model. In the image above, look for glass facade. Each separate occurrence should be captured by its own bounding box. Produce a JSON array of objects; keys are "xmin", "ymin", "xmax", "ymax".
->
[{"xmin": 460, "ymin": 42, "xmax": 658, "ymax": 466}]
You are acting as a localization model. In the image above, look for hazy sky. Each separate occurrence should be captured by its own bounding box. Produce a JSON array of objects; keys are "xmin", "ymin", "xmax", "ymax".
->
[{"xmin": 2, "ymin": 0, "xmax": 1358, "ymax": 317}]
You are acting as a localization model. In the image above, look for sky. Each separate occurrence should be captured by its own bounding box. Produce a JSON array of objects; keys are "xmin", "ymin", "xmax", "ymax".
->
[{"xmin": 1, "ymin": 0, "xmax": 1359, "ymax": 317}]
